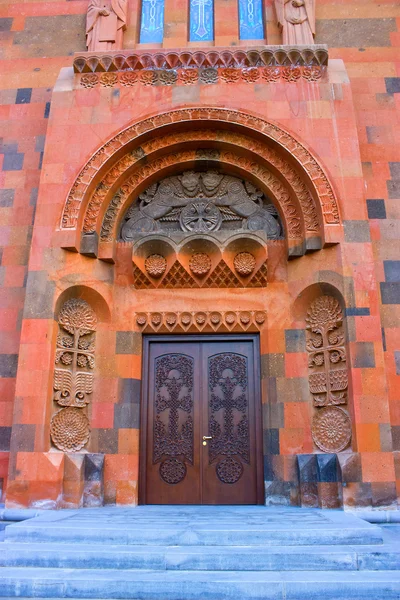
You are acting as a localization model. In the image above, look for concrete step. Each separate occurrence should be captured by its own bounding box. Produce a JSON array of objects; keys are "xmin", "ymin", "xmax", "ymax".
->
[
  {"xmin": 1, "ymin": 567, "xmax": 400, "ymax": 600},
  {"xmin": 0, "ymin": 541, "xmax": 399, "ymax": 571}
]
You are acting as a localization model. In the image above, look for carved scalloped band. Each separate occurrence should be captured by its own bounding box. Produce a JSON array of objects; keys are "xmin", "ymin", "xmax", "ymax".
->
[
  {"xmin": 74, "ymin": 46, "xmax": 328, "ymax": 74},
  {"xmin": 135, "ymin": 311, "xmax": 266, "ymax": 333},
  {"xmin": 79, "ymin": 66, "xmax": 325, "ymax": 89}
]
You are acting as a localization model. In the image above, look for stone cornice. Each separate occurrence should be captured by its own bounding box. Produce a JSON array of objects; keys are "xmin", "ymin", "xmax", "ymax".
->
[{"xmin": 73, "ymin": 45, "xmax": 329, "ymax": 74}]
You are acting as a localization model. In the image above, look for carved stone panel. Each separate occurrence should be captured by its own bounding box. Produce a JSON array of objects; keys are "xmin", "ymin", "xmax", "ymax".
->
[
  {"xmin": 51, "ymin": 299, "xmax": 97, "ymax": 452},
  {"xmin": 306, "ymin": 295, "xmax": 351, "ymax": 453},
  {"xmin": 120, "ymin": 170, "xmax": 283, "ymax": 242},
  {"xmin": 136, "ymin": 311, "xmax": 266, "ymax": 333}
]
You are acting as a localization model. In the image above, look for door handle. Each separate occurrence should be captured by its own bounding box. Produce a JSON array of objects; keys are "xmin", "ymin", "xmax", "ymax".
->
[{"xmin": 203, "ymin": 435, "xmax": 212, "ymax": 440}]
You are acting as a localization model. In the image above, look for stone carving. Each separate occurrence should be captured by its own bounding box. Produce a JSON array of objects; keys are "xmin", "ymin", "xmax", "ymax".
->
[
  {"xmin": 133, "ymin": 257, "xmax": 268, "ymax": 289},
  {"xmin": 120, "ymin": 171, "xmax": 282, "ymax": 241},
  {"xmin": 86, "ymin": 0, "xmax": 127, "ymax": 52},
  {"xmin": 54, "ymin": 299, "xmax": 97, "ymax": 408},
  {"xmin": 209, "ymin": 353, "xmax": 250, "ymax": 483},
  {"xmin": 311, "ymin": 407, "xmax": 352, "ymax": 453},
  {"xmin": 73, "ymin": 46, "xmax": 328, "ymax": 73},
  {"xmin": 135, "ymin": 311, "xmax": 266, "ymax": 333},
  {"xmin": 306, "ymin": 295, "xmax": 348, "ymax": 407},
  {"xmin": 275, "ymin": 0, "xmax": 315, "ymax": 46},
  {"xmin": 62, "ymin": 108, "xmax": 339, "ymax": 235},
  {"xmin": 153, "ymin": 354, "xmax": 194, "ymax": 483},
  {"xmin": 145, "ymin": 254, "xmax": 167, "ymax": 278},
  {"xmin": 51, "ymin": 299, "xmax": 96, "ymax": 452},
  {"xmin": 189, "ymin": 253, "xmax": 211, "ymax": 276},
  {"xmin": 306, "ymin": 295, "xmax": 352, "ymax": 453},
  {"xmin": 234, "ymin": 252, "xmax": 256, "ymax": 276},
  {"xmin": 78, "ymin": 66, "xmax": 324, "ymax": 89},
  {"xmin": 50, "ymin": 407, "xmax": 90, "ymax": 453}
]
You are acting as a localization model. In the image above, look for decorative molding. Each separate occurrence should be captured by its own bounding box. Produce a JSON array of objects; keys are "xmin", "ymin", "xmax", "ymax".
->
[
  {"xmin": 51, "ymin": 299, "xmax": 97, "ymax": 452},
  {"xmin": 133, "ymin": 258, "xmax": 268, "ymax": 289},
  {"xmin": 78, "ymin": 66, "xmax": 325, "ymax": 89},
  {"xmin": 135, "ymin": 310, "xmax": 266, "ymax": 333},
  {"xmin": 73, "ymin": 46, "xmax": 329, "ymax": 73},
  {"xmin": 62, "ymin": 108, "xmax": 339, "ymax": 234},
  {"xmin": 306, "ymin": 295, "xmax": 351, "ymax": 453},
  {"xmin": 83, "ymin": 130, "xmax": 319, "ymax": 239}
]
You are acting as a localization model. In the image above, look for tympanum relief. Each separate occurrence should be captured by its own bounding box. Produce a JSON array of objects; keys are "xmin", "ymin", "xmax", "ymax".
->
[{"xmin": 120, "ymin": 171, "xmax": 283, "ymax": 242}]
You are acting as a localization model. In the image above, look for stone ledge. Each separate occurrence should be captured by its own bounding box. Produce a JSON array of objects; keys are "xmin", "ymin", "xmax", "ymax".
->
[{"xmin": 73, "ymin": 45, "xmax": 329, "ymax": 74}]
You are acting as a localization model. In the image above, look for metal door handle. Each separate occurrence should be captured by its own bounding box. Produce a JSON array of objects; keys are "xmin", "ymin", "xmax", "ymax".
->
[{"xmin": 203, "ymin": 435, "xmax": 212, "ymax": 440}]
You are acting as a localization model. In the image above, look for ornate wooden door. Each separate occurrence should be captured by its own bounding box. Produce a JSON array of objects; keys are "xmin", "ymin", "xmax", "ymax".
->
[{"xmin": 140, "ymin": 335, "xmax": 263, "ymax": 505}]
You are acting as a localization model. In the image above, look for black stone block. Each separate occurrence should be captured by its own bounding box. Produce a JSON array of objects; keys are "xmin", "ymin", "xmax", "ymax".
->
[
  {"xmin": 384, "ymin": 260, "xmax": 400, "ymax": 283},
  {"xmin": 285, "ymin": 329, "xmax": 305, "ymax": 352},
  {"xmin": 0, "ymin": 354, "xmax": 18, "ymax": 378},
  {"xmin": 297, "ymin": 454, "xmax": 318, "ymax": 483},
  {"xmin": 353, "ymin": 342, "xmax": 375, "ymax": 368},
  {"xmin": 385, "ymin": 78, "xmax": 400, "ymax": 94},
  {"xmin": 380, "ymin": 282, "xmax": 400, "ymax": 304},
  {"xmin": 316, "ymin": 453, "xmax": 338, "ymax": 483},
  {"xmin": 0, "ymin": 427, "xmax": 12, "ymax": 451},
  {"xmin": 16, "ymin": 88, "xmax": 32, "ymax": 104},
  {"xmin": 366, "ymin": 199, "xmax": 386, "ymax": 219},
  {"xmin": 84, "ymin": 453, "xmax": 104, "ymax": 482}
]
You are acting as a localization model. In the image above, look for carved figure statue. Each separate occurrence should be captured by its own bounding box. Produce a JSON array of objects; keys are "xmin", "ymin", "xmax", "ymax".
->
[
  {"xmin": 86, "ymin": 0, "xmax": 127, "ymax": 52},
  {"xmin": 274, "ymin": 0, "xmax": 315, "ymax": 46},
  {"xmin": 120, "ymin": 171, "xmax": 282, "ymax": 241}
]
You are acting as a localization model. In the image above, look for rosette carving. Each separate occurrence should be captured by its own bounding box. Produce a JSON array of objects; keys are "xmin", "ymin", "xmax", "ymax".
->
[{"xmin": 50, "ymin": 408, "xmax": 90, "ymax": 453}]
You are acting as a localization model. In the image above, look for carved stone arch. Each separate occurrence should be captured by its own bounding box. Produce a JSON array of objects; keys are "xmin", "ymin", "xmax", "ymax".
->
[{"xmin": 58, "ymin": 107, "xmax": 342, "ymax": 256}]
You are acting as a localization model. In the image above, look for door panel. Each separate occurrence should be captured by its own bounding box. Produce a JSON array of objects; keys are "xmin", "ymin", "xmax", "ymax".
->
[{"xmin": 141, "ymin": 335, "xmax": 262, "ymax": 505}]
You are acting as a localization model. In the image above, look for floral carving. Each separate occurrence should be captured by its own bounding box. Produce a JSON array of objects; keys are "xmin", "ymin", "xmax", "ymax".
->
[
  {"xmin": 120, "ymin": 72, "xmax": 138, "ymax": 86},
  {"xmin": 145, "ymin": 254, "xmax": 167, "ymax": 278},
  {"xmin": 199, "ymin": 68, "xmax": 218, "ymax": 84},
  {"xmin": 81, "ymin": 74, "xmax": 99, "ymax": 88},
  {"xmin": 136, "ymin": 311, "xmax": 266, "ymax": 333},
  {"xmin": 311, "ymin": 406, "xmax": 352, "ymax": 453},
  {"xmin": 234, "ymin": 252, "xmax": 256, "ymax": 276},
  {"xmin": 189, "ymin": 253, "xmax": 212, "ymax": 277},
  {"xmin": 220, "ymin": 69, "xmax": 241, "ymax": 83},
  {"xmin": 179, "ymin": 70, "xmax": 199, "ymax": 85},
  {"xmin": 51, "ymin": 299, "xmax": 96, "ymax": 451},
  {"xmin": 302, "ymin": 66, "xmax": 322, "ymax": 81},
  {"xmin": 261, "ymin": 67, "xmax": 281, "ymax": 82},
  {"xmin": 140, "ymin": 70, "xmax": 156, "ymax": 86},
  {"xmin": 100, "ymin": 73, "xmax": 118, "ymax": 87},
  {"xmin": 159, "ymin": 70, "xmax": 178, "ymax": 85},
  {"xmin": 242, "ymin": 68, "xmax": 260, "ymax": 83},
  {"xmin": 50, "ymin": 407, "xmax": 90, "ymax": 453},
  {"xmin": 281, "ymin": 67, "xmax": 302, "ymax": 82}
]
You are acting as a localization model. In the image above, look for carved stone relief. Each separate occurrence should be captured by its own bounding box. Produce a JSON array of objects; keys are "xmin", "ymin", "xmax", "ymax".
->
[
  {"xmin": 86, "ymin": 0, "xmax": 127, "ymax": 52},
  {"xmin": 50, "ymin": 299, "xmax": 97, "ymax": 452},
  {"xmin": 135, "ymin": 311, "xmax": 266, "ymax": 333},
  {"xmin": 120, "ymin": 171, "xmax": 283, "ymax": 242},
  {"xmin": 61, "ymin": 108, "xmax": 339, "ymax": 234},
  {"xmin": 306, "ymin": 295, "xmax": 351, "ymax": 453}
]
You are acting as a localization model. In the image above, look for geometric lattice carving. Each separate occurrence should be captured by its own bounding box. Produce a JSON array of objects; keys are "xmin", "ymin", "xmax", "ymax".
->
[
  {"xmin": 51, "ymin": 299, "xmax": 96, "ymax": 452},
  {"xmin": 132, "ymin": 258, "xmax": 268, "ymax": 289},
  {"xmin": 306, "ymin": 295, "xmax": 351, "ymax": 453}
]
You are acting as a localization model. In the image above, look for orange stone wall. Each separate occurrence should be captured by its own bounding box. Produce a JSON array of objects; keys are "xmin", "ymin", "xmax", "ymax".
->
[{"xmin": 0, "ymin": 0, "xmax": 399, "ymax": 509}]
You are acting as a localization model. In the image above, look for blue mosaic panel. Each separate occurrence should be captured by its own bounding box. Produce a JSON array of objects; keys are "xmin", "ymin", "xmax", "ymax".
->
[
  {"xmin": 190, "ymin": 0, "xmax": 214, "ymax": 42},
  {"xmin": 239, "ymin": 0, "xmax": 264, "ymax": 40},
  {"xmin": 140, "ymin": 0, "xmax": 165, "ymax": 44}
]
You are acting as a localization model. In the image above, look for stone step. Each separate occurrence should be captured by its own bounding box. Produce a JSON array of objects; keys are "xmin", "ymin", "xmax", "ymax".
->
[
  {"xmin": 5, "ymin": 508, "xmax": 382, "ymax": 547},
  {"xmin": 0, "ymin": 542, "xmax": 399, "ymax": 571},
  {"xmin": 1, "ymin": 567, "xmax": 400, "ymax": 600}
]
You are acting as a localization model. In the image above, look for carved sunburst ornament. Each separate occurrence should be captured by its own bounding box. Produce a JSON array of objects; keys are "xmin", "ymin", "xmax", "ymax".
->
[
  {"xmin": 58, "ymin": 299, "xmax": 97, "ymax": 336},
  {"xmin": 50, "ymin": 408, "xmax": 90, "ymax": 452},
  {"xmin": 312, "ymin": 406, "xmax": 351, "ymax": 453},
  {"xmin": 306, "ymin": 295, "xmax": 342, "ymax": 333}
]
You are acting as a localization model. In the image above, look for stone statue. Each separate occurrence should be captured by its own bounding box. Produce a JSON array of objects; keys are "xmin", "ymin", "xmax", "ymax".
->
[
  {"xmin": 86, "ymin": 0, "xmax": 127, "ymax": 52},
  {"xmin": 274, "ymin": 0, "xmax": 315, "ymax": 46}
]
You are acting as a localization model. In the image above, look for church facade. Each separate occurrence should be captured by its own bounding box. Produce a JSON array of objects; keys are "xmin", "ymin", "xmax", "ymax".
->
[{"xmin": 0, "ymin": 0, "xmax": 399, "ymax": 510}]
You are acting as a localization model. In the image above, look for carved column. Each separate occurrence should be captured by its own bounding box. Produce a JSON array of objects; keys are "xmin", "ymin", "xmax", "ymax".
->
[
  {"xmin": 306, "ymin": 296, "xmax": 352, "ymax": 454},
  {"xmin": 50, "ymin": 299, "xmax": 97, "ymax": 453}
]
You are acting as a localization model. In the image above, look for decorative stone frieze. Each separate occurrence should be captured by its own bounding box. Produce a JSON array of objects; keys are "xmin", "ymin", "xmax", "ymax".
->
[
  {"xmin": 135, "ymin": 311, "xmax": 266, "ymax": 333},
  {"xmin": 74, "ymin": 46, "xmax": 328, "ymax": 74}
]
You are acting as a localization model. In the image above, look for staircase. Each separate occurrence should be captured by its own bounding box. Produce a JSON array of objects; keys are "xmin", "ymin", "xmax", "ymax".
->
[{"xmin": 1, "ymin": 505, "xmax": 400, "ymax": 599}]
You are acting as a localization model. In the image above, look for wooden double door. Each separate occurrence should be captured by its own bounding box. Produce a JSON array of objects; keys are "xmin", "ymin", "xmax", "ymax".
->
[{"xmin": 140, "ymin": 335, "xmax": 263, "ymax": 505}]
